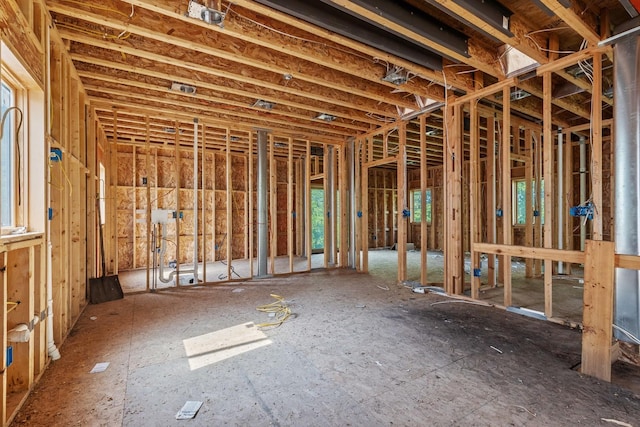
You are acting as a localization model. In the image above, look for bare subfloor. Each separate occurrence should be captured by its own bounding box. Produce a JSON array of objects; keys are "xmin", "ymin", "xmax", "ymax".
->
[{"xmin": 13, "ymin": 268, "xmax": 640, "ymax": 426}]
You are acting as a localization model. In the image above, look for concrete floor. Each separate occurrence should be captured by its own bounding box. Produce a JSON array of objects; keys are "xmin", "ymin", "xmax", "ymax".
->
[{"xmin": 12, "ymin": 264, "xmax": 640, "ymax": 426}]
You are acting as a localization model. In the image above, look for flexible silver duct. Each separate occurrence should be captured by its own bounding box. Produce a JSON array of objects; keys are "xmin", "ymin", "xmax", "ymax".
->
[
  {"xmin": 614, "ymin": 30, "xmax": 640, "ymax": 342},
  {"xmin": 257, "ymin": 130, "xmax": 268, "ymax": 277}
]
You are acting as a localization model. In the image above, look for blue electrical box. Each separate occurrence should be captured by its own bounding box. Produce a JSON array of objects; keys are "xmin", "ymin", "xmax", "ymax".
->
[
  {"xmin": 570, "ymin": 203, "xmax": 593, "ymax": 220},
  {"xmin": 6, "ymin": 346, "xmax": 12, "ymax": 367}
]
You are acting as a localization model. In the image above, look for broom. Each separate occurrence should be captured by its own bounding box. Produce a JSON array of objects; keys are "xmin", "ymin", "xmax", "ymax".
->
[{"xmin": 89, "ymin": 197, "xmax": 124, "ymax": 304}]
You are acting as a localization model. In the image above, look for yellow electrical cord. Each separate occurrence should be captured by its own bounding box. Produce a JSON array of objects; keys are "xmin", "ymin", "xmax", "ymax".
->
[
  {"xmin": 6, "ymin": 301, "xmax": 20, "ymax": 313},
  {"xmin": 256, "ymin": 294, "xmax": 291, "ymax": 328}
]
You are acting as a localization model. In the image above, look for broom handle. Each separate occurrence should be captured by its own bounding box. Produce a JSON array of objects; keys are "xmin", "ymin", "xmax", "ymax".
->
[{"xmin": 97, "ymin": 197, "xmax": 107, "ymax": 278}]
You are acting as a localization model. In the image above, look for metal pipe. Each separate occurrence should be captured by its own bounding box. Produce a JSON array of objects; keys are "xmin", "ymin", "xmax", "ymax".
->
[
  {"xmin": 557, "ymin": 129, "xmax": 564, "ymax": 274},
  {"xmin": 614, "ymin": 33, "xmax": 640, "ymax": 341},
  {"xmin": 579, "ymin": 136, "xmax": 587, "ymax": 251},
  {"xmin": 257, "ymin": 130, "xmax": 268, "ymax": 277},
  {"xmin": 192, "ymin": 118, "xmax": 199, "ymax": 282}
]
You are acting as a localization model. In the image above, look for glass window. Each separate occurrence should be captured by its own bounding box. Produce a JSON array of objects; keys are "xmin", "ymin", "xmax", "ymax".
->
[
  {"xmin": 1, "ymin": 80, "xmax": 15, "ymax": 227},
  {"xmin": 411, "ymin": 188, "xmax": 432, "ymax": 223},
  {"xmin": 512, "ymin": 179, "xmax": 544, "ymax": 225}
]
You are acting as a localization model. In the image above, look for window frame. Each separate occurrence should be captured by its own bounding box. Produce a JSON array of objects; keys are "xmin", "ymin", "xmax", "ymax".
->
[
  {"xmin": 512, "ymin": 178, "xmax": 544, "ymax": 226},
  {"xmin": 410, "ymin": 188, "xmax": 432, "ymax": 224},
  {"xmin": 1, "ymin": 72, "xmax": 19, "ymax": 230}
]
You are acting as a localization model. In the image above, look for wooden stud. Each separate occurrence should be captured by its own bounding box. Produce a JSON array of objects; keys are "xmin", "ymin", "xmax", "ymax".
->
[
  {"xmin": 581, "ymin": 240, "xmax": 615, "ymax": 381},
  {"xmin": 145, "ymin": 116, "xmax": 151, "ymax": 291},
  {"xmin": 202, "ymin": 125, "xmax": 207, "ymax": 282},
  {"xmin": 470, "ymin": 101, "xmax": 481, "ymax": 299},
  {"xmin": 592, "ymin": 51, "xmax": 603, "ymax": 240},
  {"xmin": 361, "ymin": 138, "xmax": 369, "ymax": 273},
  {"xmin": 227, "ymin": 129, "xmax": 233, "ymax": 280},
  {"xmin": 486, "ymin": 118, "xmax": 496, "ymax": 287},
  {"xmin": 543, "ymin": 72, "xmax": 555, "ymax": 318},
  {"xmin": 420, "ymin": 115, "xmax": 428, "ymax": 285},
  {"xmin": 563, "ymin": 129, "xmax": 573, "ymax": 274},
  {"xmin": 288, "ymin": 138, "xmax": 294, "ymax": 273},
  {"xmin": 306, "ymin": 140, "xmax": 312, "ymax": 271},
  {"xmin": 248, "ymin": 131, "xmax": 254, "ymax": 278},
  {"xmin": 174, "ymin": 121, "xmax": 181, "ymax": 285},
  {"xmin": 270, "ymin": 135, "xmax": 277, "ymax": 274},
  {"xmin": 525, "ymin": 128, "xmax": 534, "ymax": 277},
  {"xmin": 502, "ymin": 86, "xmax": 513, "ymax": 307},
  {"xmin": 397, "ymin": 122, "xmax": 407, "ymax": 284},
  {"xmin": 444, "ymin": 102, "xmax": 463, "ymax": 294}
]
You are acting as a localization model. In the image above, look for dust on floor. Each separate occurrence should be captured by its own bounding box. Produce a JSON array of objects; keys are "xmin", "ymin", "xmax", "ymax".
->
[{"xmin": 13, "ymin": 269, "xmax": 640, "ymax": 426}]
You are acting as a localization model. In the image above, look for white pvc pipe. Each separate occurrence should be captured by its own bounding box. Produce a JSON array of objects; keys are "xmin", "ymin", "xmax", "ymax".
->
[
  {"xmin": 45, "ymin": 26, "xmax": 60, "ymax": 361},
  {"xmin": 192, "ymin": 118, "xmax": 199, "ymax": 282},
  {"xmin": 557, "ymin": 129, "xmax": 564, "ymax": 274},
  {"xmin": 579, "ymin": 136, "xmax": 587, "ymax": 251}
]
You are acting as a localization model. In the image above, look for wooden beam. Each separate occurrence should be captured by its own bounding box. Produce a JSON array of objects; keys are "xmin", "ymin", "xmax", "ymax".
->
[
  {"xmin": 537, "ymin": 0, "xmax": 600, "ymax": 45},
  {"xmin": 473, "ymin": 243, "xmax": 584, "ymax": 264}
]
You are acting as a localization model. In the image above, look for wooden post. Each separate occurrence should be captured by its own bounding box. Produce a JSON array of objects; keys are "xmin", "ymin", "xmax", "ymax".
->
[
  {"xmin": 202, "ymin": 126, "xmax": 207, "ymax": 282},
  {"xmin": 145, "ymin": 115, "xmax": 151, "ymax": 292},
  {"xmin": 355, "ymin": 139, "xmax": 362, "ymax": 271},
  {"xmin": 592, "ymin": 51, "xmax": 603, "ymax": 240},
  {"xmin": 543, "ymin": 72, "xmax": 555, "ymax": 318},
  {"xmin": 288, "ymin": 138, "xmax": 294, "ymax": 273},
  {"xmin": 248, "ymin": 132, "xmax": 254, "ymax": 278},
  {"xmin": 397, "ymin": 122, "xmax": 407, "ymax": 284},
  {"xmin": 534, "ymin": 131, "xmax": 543, "ymax": 277},
  {"xmin": 486, "ymin": 118, "xmax": 496, "ymax": 287},
  {"xmin": 581, "ymin": 240, "xmax": 615, "ymax": 381},
  {"xmin": 502, "ymin": 86, "xmax": 513, "ymax": 306},
  {"xmin": 306, "ymin": 140, "xmax": 312, "ymax": 271},
  {"xmin": 361, "ymin": 138, "xmax": 369, "ymax": 273},
  {"xmin": 226, "ymin": 130, "xmax": 232, "ymax": 280},
  {"xmin": 563, "ymin": 130, "xmax": 573, "ymax": 275},
  {"xmin": 444, "ymin": 102, "xmax": 464, "ymax": 294},
  {"xmin": 340, "ymin": 143, "xmax": 349, "ymax": 268},
  {"xmin": 174, "ymin": 122, "xmax": 181, "ymax": 285},
  {"xmin": 269, "ymin": 135, "xmax": 277, "ymax": 274},
  {"xmin": 470, "ymin": 101, "xmax": 481, "ymax": 299},
  {"xmin": 525, "ymin": 128, "xmax": 534, "ymax": 277},
  {"xmin": 420, "ymin": 115, "xmax": 428, "ymax": 285}
]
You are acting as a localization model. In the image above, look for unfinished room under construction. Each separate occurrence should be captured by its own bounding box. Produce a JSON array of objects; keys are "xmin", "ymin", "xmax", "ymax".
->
[{"xmin": 2, "ymin": 0, "xmax": 640, "ymax": 425}]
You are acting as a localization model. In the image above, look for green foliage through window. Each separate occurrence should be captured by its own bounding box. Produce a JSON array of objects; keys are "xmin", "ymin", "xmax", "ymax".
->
[
  {"xmin": 513, "ymin": 180, "xmax": 544, "ymax": 225},
  {"xmin": 411, "ymin": 189, "xmax": 432, "ymax": 223}
]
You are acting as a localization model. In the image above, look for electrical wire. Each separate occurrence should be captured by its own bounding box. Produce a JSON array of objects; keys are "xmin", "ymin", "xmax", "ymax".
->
[
  {"xmin": 256, "ymin": 294, "xmax": 291, "ymax": 328},
  {"xmin": 613, "ymin": 324, "xmax": 640, "ymax": 345},
  {"xmin": 0, "ymin": 106, "xmax": 23, "ymax": 206},
  {"xmin": 6, "ymin": 301, "xmax": 20, "ymax": 313}
]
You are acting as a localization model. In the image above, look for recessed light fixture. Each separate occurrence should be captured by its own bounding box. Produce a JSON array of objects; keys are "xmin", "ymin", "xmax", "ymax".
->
[
  {"xmin": 170, "ymin": 82, "xmax": 196, "ymax": 94},
  {"xmin": 315, "ymin": 113, "xmax": 336, "ymax": 122},
  {"xmin": 253, "ymin": 99, "xmax": 275, "ymax": 110},
  {"xmin": 163, "ymin": 127, "xmax": 176, "ymax": 134}
]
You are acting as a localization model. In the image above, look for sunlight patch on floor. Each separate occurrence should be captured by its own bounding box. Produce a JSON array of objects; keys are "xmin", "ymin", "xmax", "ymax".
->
[{"xmin": 183, "ymin": 322, "xmax": 271, "ymax": 370}]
